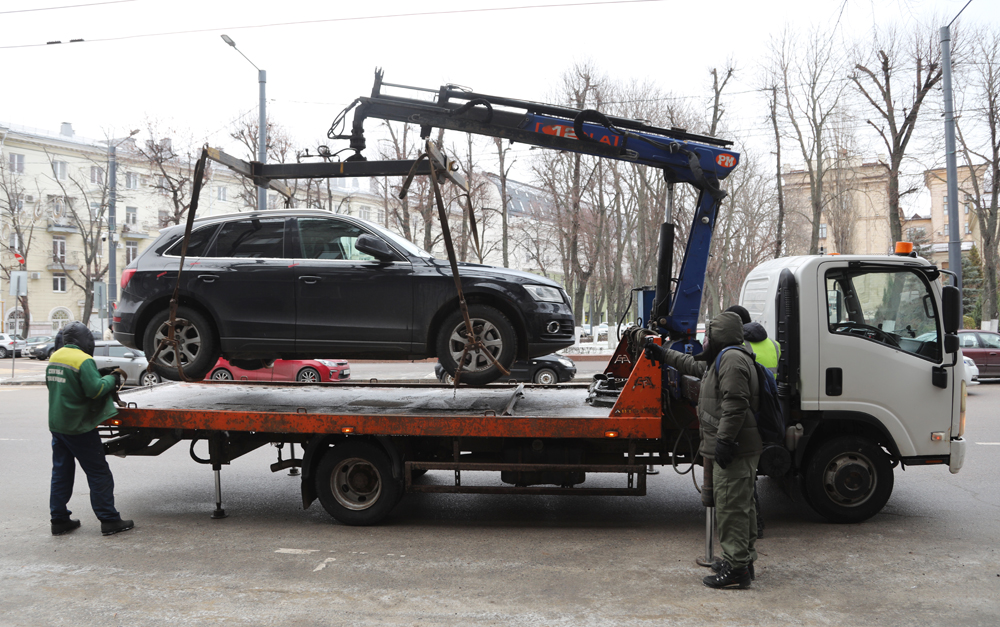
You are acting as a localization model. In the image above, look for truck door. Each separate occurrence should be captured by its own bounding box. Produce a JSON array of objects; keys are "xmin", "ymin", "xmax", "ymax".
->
[
  {"xmin": 291, "ymin": 216, "xmax": 414, "ymax": 357},
  {"xmin": 817, "ymin": 262, "xmax": 953, "ymax": 459}
]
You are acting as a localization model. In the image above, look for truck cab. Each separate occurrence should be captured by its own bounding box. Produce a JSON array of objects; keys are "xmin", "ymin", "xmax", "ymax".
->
[{"xmin": 740, "ymin": 254, "xmax": 967, "ymax": 522}]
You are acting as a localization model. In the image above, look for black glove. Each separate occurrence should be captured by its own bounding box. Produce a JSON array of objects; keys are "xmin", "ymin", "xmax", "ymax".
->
[
  {"xmin": 98, "ymin": 366, "xmax": 116, "ymax": 376},
  {"xmin": 644, "ymin": 337, "xmax": 666, "ymax": 365},
  {"xmin": 714, "ymin": 438, "xmax": 737, "ymax": 469},
  {"xmin": 108, "ymin": 367, "xmax": 126, "ymax": 390}
]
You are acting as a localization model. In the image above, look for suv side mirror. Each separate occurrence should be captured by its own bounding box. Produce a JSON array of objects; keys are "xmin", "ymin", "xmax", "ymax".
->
[
  {"xmin": 355, "ymin": 234, "xmax": 396, "ymax": 262},
  {"xmin": 942, "ymin": 285, "xmax": 961, "ymax": 334}
]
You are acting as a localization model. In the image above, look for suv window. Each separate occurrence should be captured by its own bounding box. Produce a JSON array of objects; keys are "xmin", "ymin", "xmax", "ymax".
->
[
  {"xmin": 212, "ymin": 218, "xmax": 285, "ymax": 258},
  {"xmin": 164, "ymin": 225, "xmax": 219, "ymax": 258},
  {"xmin": 295, "ymin": 218, "xmax": 377, "ymax": 261},
  {"xmin": 825, "ymin": 267, "xmax": 941, "ymax": 361}
]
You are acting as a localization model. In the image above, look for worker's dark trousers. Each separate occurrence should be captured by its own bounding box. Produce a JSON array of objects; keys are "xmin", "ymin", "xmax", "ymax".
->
[
  {"xmin": 713, "ymin": 453, "xmax": 760, "ymax": 569},
  {"xmin": 50, "ymin": 430, "xmax": 121, "ymax": 523}
]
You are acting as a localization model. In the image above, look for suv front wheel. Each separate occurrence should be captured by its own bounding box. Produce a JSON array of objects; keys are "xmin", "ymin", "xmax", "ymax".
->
[
  {"xmin": 436, "ymin": 304, "xmax": 516, "ymax": 386},
  {"xmin": 143, "ymin": 306, "xmax": 219, "ymax": 381}
]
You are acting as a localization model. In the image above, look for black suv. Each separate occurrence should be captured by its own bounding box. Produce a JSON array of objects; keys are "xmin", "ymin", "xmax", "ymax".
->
[{"xmin": 115, "ymin": 210, "xmax": 575, "ymax": 385}]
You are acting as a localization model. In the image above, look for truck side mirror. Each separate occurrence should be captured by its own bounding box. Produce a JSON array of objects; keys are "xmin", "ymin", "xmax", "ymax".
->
[
  {"xmin": 942, "ymin": 285, "xmax": 961, "ymax": 334},
  {"xmin": 943, "ymin": 334, "xmax": 959, "ymax": 354},
  {"xmin": 355, "ymin": 234, "xmax": 396, "ymax": 262}
]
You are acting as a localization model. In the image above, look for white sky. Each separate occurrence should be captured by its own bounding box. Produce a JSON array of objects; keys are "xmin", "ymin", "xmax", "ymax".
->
[{"xmin": 2, "ymin": 0, "xmax": 996, "ymax": 200}]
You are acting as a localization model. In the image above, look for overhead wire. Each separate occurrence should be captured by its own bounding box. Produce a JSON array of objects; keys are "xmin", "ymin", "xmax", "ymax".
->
[
  {"xmin": 0, "ymin": 0, "xmax": 667, "ymax": 49},
  {"xmin": 0, "ymin": 0, "xmax": 136, "ymax": 15}
]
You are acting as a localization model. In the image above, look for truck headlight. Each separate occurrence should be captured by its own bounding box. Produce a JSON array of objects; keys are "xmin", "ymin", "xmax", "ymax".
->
[{"xmin": 524, "ymin": 285, "xmax": 564, "ymax": 303}]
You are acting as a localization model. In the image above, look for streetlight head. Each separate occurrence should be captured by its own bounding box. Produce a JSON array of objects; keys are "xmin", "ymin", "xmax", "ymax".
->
[{"xmin": 221, "ymin": 34, "xmax": 236, "ymax": 47}]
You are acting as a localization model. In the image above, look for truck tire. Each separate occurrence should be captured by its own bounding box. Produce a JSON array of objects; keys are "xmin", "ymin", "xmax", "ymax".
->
[
  {"xmin": 143, "ymin": 306, "xmax": 219, "ymax": 381},
  {"xmin": 436, "ymin": 304, "xmax": 517, "ymax": 386},
  {"xmin": 315, "ymin": 440, "xmax": 402, "ymax": 526},
  {"xmin": 803, "ymin": 435, "xmax": 894, "ymax": 523}
]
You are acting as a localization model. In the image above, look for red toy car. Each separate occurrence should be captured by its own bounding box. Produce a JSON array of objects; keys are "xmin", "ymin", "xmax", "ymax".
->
[{"xmin": 209, "ymin": 358, "xmax": 350, "ymax": 383}]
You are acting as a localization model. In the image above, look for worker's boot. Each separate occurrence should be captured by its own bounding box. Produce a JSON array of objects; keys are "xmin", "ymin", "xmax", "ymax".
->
[
  {"xmin": 703, "ymin": 561, "xmax": 752, "ymax": 589},
  {"xmin": 101, "ymin": 519, "xmax": 135, "ymax": 536},
  {"xmin": 51, "ymin": 519, "xmax": 81, "ymax": 536},
  {"xmin": 711, "ymin": 556, "xmax": 754, "ymax": 580}
]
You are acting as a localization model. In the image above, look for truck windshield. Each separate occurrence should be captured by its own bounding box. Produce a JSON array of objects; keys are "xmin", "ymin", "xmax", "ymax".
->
[{"xmin": 825, "ymin": 267, "xmax": 941, "ymax": 362}]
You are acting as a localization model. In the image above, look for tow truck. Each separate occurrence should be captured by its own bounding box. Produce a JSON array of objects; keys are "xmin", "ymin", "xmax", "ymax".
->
[{"xmin": 102, "ymin": 72, "xmax": 966, "ymax": 527}]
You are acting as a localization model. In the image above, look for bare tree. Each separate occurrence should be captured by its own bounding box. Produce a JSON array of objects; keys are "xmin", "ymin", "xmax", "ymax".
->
[
  {"xmin": 136, "ymin": 123, "xmax": 207, "ymax": 227},
  {"xmin": 956, "ymin": 26, "xmax": 1000, "ymax": 321},
  {"xmin": 0, "ymin": 160, "xmax": 43, "ymax": 334},
  {"xmin": 769, "ymin": 26, "xmax": 849, "ymax": 254},
  {"xmin": 852, "ymin": 23, "xmax": 944, "ymax": 243}
]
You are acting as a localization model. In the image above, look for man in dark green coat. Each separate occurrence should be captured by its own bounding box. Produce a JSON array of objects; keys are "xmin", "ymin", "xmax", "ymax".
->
[
  {"xmin": 47, "ymin": 322, "xmax": 134, "ymax": 536},
  {"xmin": 646, "ymin": 311, "xmax": 761, "ymax": 588}
]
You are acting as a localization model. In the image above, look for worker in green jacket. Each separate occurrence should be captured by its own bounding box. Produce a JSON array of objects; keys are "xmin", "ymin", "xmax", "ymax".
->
[
  {"xmin": 47, "ymin": 322, "xmax": 134, "ymax": 537},
  {"xmin": 645, "ymin": 311, "xmax": 761, "ymax": 588}
]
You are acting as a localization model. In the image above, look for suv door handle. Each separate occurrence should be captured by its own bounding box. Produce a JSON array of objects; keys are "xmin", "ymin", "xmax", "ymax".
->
[
  {"xmin": 299, "ymin": 276, "xmax": 322, "ymax": 284},
  {"xmin": 198, "ymin": 274, "xmax": 218, "ymax": 283}
]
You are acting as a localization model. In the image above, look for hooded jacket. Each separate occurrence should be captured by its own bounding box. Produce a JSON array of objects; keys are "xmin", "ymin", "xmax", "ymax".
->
[
  {"xmin": 46, "ymin": 322, "xmax": 117, "ymax": 435},
  {"xmin": 661, "ymin": 311, "xmax": 762, "ymax": 459}
]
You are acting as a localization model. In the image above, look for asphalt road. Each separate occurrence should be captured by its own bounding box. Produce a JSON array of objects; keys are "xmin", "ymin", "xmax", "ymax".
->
[{"xmin": 2, "ymin": 381, "xmax": 999, "ymax": 626}]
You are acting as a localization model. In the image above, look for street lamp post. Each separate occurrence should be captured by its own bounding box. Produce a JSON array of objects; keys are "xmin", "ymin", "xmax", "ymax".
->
[
  {"xmin": 108, "ymin": 129, "xmax": 139, "ymax": 323},
  {"xmin": 222, "ymin": 34, "xmax": 267, "ymax": 212}
]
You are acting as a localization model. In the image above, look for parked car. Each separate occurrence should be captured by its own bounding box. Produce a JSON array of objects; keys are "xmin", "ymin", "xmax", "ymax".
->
[
  {"xmin": 30, "ymin": 339, "xmax": 57, "ymax": 360},
  {"xmin": 0, "ymin": 333, "xmax": 24, "ymax": 358},
  {"xmin": 957, "ymin": 330, "xmax": 1000, "ymax": 378},
  {"xmin": 435, "ymin": 353, "xmax": 576, "ymax": 385},
  {"xmin": 114, "ymin": 209, "xmax": 575, "ymax": 385},
  {"xmin": 24, "ymin": 335, "xmax": 53, "ymax": 356},
  {"xmin": 962, "ymin": 355, "xmax": 980, "ymax": 386},
  {"xmin": 209, "ymin": 358, "xmax": 351, "ymax": 383},
  {"xmin": 91, "ymin": 340, "xmax": 162, "ymax": 387}
]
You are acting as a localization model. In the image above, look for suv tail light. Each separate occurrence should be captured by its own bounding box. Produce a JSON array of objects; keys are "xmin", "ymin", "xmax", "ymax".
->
[{"xmin": 120, "ymin": 268, "xmax": 136, "ymax": 290}]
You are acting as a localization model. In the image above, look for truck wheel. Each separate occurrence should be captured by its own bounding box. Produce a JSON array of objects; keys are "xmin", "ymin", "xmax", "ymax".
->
[
  {"xmin": 143, "ymin": 306, "xmax": 219, "ymax": 381},
  {"xmin": 803, "ymin": 435, "xmax": 894, "ymax": 523},
  {"xmin": 533, "ymin": 368, "xmax": 558, "ymax": 385},
  {"xmin": 315, "ymin": 440, "xmax": 402, "ymax": 526},
  {"xmin": 436, "ymin": 304, "xmax": 516, "ymax": 386}
]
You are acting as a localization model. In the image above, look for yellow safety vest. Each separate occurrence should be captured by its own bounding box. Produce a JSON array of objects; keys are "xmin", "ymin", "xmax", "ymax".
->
[{"xmin": 749, "ymin": 338, "xmax": 780, "ymax": 371}]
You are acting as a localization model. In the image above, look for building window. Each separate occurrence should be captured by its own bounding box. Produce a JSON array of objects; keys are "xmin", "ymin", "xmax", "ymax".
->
[
  {"xmin": 126, "ymin": 240, "xmax": 138, "ymax": 264},
  {"xmin": 158, "ymin": 209, "xmax": 171, "ymax": 226},
  {"xmin": 125, "ymin": 172, "xmax": 139, "ymax": 189},
  {"xmin": 360, "ymin": 205, "xmax": 372, "ymax": 221},
  {"xmin": 53, "ymin": 273, "xmax": 67, "ymax": 293},
  {"xmin": 965, "ymin": 221, "xmax": 972, "ymax": 234},
  {"xmin": 52, "ymin": 197, "xmax": 67, "ymax": 217},
  {"xmin": 52, "ymin": 161, "xmax": 68, "ymax": 180},
  {"xmin": 944, "ymin": 222, "xmax": 949, "ymax": 234},
  {"xmin": 9, "ymin": 232, "xmax": 20, "ymax": 250},
  {"xmin": 125, "ymin": 206, "xmax": 138, "ymax": 225},
  {"xmin": 50, "ymin": 308, "xmax": 71, "ymax": 331},
  {"xmin": 9, "ymin": 153, "xmax": 25, "ymax": 174},
  {"xmin": 217, "ymin": 187, "xmax": 227, "ymax": 201},
  {"xmin": 53, "ymin": 236, "xmax": 66, "ymax": 263},
  {"xmin": 90, "ymin": 166, "xmax": 104, "ymax": 184},
  {"xmin": 378, "ymin": 208, "xmax": 386, "ymax": 224},
  {"xmin": 819, "ymin": 223, "xmax": 827, "ymax": 239}
]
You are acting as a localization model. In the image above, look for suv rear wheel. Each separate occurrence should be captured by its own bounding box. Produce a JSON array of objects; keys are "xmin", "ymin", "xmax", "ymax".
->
[{"xmin": 143, "ymin": 306, "xmax": 219, "ymax": 381}]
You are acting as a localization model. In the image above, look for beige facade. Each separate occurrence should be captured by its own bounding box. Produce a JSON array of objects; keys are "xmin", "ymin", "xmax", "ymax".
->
[
  {"xmin": 782, "ymin": 157, "xmax": 892, "ymax": 256},
  {"xmin": 921, "ymin": 166, "xmax": 985, "ymax": 269}
]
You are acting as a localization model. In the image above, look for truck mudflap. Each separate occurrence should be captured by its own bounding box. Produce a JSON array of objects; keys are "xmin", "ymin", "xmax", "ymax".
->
[{"xmin": 950, "ymin": 438, "xmax": 966, "ymax": 474}]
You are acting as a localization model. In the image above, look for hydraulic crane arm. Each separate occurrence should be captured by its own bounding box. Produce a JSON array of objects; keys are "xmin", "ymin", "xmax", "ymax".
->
[{"xmin": 338, "ymin": 71, "xmax": 740, "ymax": 338}]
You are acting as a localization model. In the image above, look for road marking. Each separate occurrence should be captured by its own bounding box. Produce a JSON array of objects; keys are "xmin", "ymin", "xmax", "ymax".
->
[
  {"xmin": 275, "ymin": 548, "xmax": 319, "ymax": 554},
  {"xmin": 974, "ymin": 442, "xmax": 1000, "ymax": 446}
]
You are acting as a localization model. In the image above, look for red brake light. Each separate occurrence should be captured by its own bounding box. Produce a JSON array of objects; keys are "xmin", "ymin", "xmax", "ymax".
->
[{"xmin": 120, "ymin": 268, "xmax": 136, "ymax": 290}]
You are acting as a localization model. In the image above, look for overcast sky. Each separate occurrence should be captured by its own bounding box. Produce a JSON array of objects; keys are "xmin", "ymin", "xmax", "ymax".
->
[{"xmin": 2, "ymin": 0, "xmax": 997, "ymax": 193}]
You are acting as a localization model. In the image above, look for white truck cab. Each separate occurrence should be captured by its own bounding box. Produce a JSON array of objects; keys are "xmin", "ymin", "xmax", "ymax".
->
[{"xmin": 740, "ymin": 253, "xmax": 966, "ymax": 522}]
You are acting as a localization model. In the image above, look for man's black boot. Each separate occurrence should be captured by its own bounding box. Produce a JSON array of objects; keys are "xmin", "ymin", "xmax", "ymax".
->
[
  {"xmin": 51, "ymin": 519, "xmax": 81, "ymax": 536},
  {"xmin": 711, "ymin": 556, "xmax": 754, "ymax": 580},
  {"xmin": 101, "ymin": 519, "xmax": 134, "ymax": 536},
  {"xmin": 703, "ymin": 561, "xmax": 752, "ymax": 589}
]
